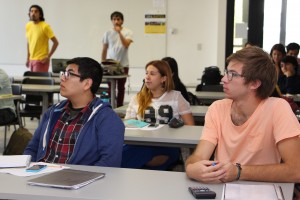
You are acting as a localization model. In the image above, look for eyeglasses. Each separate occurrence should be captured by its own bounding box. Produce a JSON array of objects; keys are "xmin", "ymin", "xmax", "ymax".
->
[
  {"xmin": 60, "ymin": 71, "xmax": 82, "ymax": 80},
  {"xmin": 224, "ymin": 69, "xmax": 244, "ymax": 81}
]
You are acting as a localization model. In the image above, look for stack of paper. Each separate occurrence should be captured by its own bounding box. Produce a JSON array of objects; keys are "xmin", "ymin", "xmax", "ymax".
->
[
  {"xmin": 0, "ymin": 155, "xmax": 31, "ymax": 168},
  {"xmin": 222, "ymin": 183, "xmax": 284, "ymax": 200}
]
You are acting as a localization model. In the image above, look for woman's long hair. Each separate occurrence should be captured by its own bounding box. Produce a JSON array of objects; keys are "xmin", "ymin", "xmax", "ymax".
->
[{"xmin": 137, "ymin": 60, "xmax": 174, "ymax": 117}]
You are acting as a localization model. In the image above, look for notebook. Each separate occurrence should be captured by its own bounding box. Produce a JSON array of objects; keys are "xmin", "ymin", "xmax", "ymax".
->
[
  {"xmin": 0, "ymin": 155, "xmax": 31, "ymax": 168},
  {"xmin": 27, "ymin": 169, "xmax": 105, "ymax": 190},
  {"xmin": 123, "ymin": 119, "xmax": 149, "ymax": 128}
]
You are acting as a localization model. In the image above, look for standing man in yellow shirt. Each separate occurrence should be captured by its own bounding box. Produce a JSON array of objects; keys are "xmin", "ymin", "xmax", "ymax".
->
[{"xmin": 26, "ymin": 5, "xmax": 59, "ymax": 72}]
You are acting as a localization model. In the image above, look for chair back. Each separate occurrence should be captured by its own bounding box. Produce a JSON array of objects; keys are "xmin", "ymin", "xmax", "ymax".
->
[
  {"xmin": 11, "ymin": 84, "xmax": 22, "ymax": 95},
  {"xmin": 22, "ymin": 78, "xmax": 54, "ymax": 104},
  {"xmin": 196, "ymin": 84, "xmax": 223, "ymax": 92},
  {"xmin": 23, "ymin": 71, "xmax": 51, "ymax": 77}
]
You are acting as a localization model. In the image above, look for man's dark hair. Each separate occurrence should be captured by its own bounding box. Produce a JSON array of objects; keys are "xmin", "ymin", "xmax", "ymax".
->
[
  {"xmin": 286, "ymin": 42, "xmax": 300, "ymax": 51},
  {"xmin": 29, "ymin": 5, "xmax": 45, "ymax": 21},
  {"xmin": 111, "ymin": 11, "xmax": 124, "ymax": 21},
  {"xmin": 66, "ymin": 57, "xmax": 103, "ymax": 94},
  {"xmin": 281, "ymin": 56, "xmax": 299, "ymax": 72}
]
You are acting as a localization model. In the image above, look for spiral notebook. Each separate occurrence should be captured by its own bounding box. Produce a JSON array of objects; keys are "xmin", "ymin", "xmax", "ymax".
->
[{"xmin": 27, "ymin": 169, "xmax": 105, "ymax": 190}]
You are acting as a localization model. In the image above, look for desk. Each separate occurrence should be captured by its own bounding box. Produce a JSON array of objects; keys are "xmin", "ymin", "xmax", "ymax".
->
[
  {"xmin": 115, "ymin": 105, "xmax": 209, "ymax": 118},
  {"xmin": 0, "ymin": 164, "xmax": 294, "ymax": 200},
  {"xmin": 20, "ymin": 84, "xmax": 60, "ymax": 115},
  {"xmin": 13, "ymin": 76, "xmax": 61, "ymax": 85},
  {"xmin": 125, "ymin": 125, "xmax": 203, "ymax": 148},
  {"xmin": 0, "ymin": 94, "xmax": 24, "ymax": 101},
  {"xmin": 104, "ymin": 74, "xmax": 129, "ymax": 108},
  {"xmin": 51, "ymin": 73, "xmax": 129, "ymax": 108}
]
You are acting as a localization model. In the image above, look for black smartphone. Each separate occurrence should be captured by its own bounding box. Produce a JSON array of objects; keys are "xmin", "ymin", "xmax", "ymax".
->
[
  {"xmin": 148, "ymin": 123, "xmax": 159, "ymax": 128},
  {"xmin": 26, "ymin": 165, "xmax": 47, "ymax": 172}
]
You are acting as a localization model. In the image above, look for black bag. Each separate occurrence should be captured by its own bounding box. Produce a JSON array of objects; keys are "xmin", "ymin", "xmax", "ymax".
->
[
  {"xmin": 0, "ymin": 108, "xmax": 16, "ymax": 125},
  {"xmin": 200, "ymin": 66, "xmax": 222, "ymax": 85},
  {"xmin": 3, "ymin": 127, "xmax": 33, "ymax": 155}
]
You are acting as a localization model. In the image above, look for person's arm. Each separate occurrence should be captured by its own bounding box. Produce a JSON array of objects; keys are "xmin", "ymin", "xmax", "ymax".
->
[
  {"xmin": 115, "ymin": 26, "xmax": 132, "ymax": 48},
  {"xmin": 181, "ymin": 113, "xmax": 195, "ymax": 125},
  {"xmin": 219, "ymin": 136, "xmax": 300, "ymax": 183},
  {"xmin": 186, "ymin": 140, "xmax": 226, "ymax": 183},
  {"xmin": 101, "ymin": 43, "xmax": 108, "ymax": 61},
  {"xmin": 26, "ymin": 43, "xmax": 30, "ymax": 68},
  {"xmin": 41, "ymin": 36, "xmax": 59, "ymax": 64}
]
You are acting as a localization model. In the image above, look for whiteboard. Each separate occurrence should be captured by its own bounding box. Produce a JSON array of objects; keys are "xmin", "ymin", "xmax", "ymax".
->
[{"xmin": 0, "ymin": 0, "xmax": 167, "ymax": 67}]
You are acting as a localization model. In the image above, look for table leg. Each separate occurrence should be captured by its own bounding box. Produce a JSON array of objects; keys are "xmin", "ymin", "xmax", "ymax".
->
[
  {"xmin": 41, "ymin": 93, "xmax": 49, "ymax": 119},
  {"xmin": 110, "ymin": 79, "xmax": 116, "ymax": 108}
]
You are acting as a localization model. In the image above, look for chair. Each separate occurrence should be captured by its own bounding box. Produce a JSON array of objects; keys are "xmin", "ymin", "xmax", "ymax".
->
[
  {"xmin": 20, "ymin": 78, "xmax": 54, "ymax": 125},
  {"xmin": 23, "ymin": 71, "xmax": 51, "ymax": 77},
  {"xmin": 0, "ymin": 84, "xmax": 23, "ymax": 148},
  {"xmin": 196, "ymin": 84, "xmax": 223, "ymax": 92}
]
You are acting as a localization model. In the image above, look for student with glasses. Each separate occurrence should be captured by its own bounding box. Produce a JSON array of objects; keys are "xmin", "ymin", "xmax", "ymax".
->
[
  {"xmin": 186, "ymin": 46, "xmax": 300, "ymax": 184},
  {"xmin": 24, "ymin": 57, "xmax": 125, "ymax": 167}
]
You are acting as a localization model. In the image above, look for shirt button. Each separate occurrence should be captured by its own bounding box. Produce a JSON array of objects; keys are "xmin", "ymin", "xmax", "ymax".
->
[
  {"xmin": 59, "ymin": 138, "xmax": 62, "ymax": 141},
  {"xmin": 66, "ymin": 122, "xmax": 68, "ymax": 125},
  {"xmin": 55, "ymin": 155, "xmax": 58, "ymax": 157}
]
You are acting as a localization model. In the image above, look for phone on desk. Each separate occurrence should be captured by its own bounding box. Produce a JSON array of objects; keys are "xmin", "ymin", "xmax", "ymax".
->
[
  {"xmin": 26, "ymin": 165, "xmax": 47, "ymax": 172},
  {"xmin": 148, "ymin": 123, "xmax": 159, "ymax": 128}
]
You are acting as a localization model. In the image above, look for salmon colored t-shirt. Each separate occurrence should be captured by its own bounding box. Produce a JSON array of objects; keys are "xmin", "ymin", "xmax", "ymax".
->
[{"xmin": 201, "ymin": 97, "xmax": 300, "ymax": 165}]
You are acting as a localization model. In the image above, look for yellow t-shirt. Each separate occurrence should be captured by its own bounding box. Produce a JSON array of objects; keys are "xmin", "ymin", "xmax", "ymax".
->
[
  {"xmin": 26, "ymin": 21, "xmax": 55, "ymax": 60},
  {"xmin": 201, "ymin": 97, "xmax": 300, "ymax": 165}
]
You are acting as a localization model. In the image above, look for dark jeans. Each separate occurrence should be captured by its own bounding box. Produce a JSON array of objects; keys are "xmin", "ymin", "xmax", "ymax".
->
[{"xmin": 108, "ymin": 67, "xmax": 129, "ymax": 107}]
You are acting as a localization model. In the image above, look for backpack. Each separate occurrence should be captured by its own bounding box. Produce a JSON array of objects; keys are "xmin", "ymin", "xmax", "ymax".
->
[
  {"xmin": 3, "ymin": 127, "xmax": 33, "ymax": 155},
  {"xmin": 101, "ymin": 59, "xmax": 124, "ymax": 75},
  {"xmin": 200, "ymin": 66, "xmax": 222, "ymax": 85}
]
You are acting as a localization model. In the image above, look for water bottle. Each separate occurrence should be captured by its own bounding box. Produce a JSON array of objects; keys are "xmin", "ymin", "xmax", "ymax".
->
[{"xmin": 101, "ymin": 91, "xmax": 110, "ymax": 103}]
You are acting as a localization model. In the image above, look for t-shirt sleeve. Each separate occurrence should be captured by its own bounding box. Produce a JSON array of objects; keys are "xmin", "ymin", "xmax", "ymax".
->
[
  {"xmin": 200, "ymin": 103, "xmax": 220, "ymax": 145},
  {"xmin": 176, "ymin": 92, "xmax": 192, "ymax": 115},
  {"xmin": 125, "ymin": 95, "xmax": 138, "ymax": 119},
  {"xmin": 44, "ymin": 24, "xmax": 55, "ymax": 39},
  {"xmin": 102, "ymin": 32, "xmax": 108, "ymax": 44},
  {"xmin": 272, "ymin": 99, "xmax": 300, "ymax": 143}
]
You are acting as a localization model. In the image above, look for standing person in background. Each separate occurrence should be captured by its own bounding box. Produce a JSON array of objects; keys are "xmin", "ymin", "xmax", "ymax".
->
[
  {"xmin": 270, "ymin": 43, "xmax": 286, "ymax": 76},
  {"xmin": 162, "ymin": 57, "xmax": 190, "ymax": 103},
  {"xmin": 101, "ymin": 11, "xmax": 133, "ymax": 107},
  {"xmin": 26, "ymin": 5, "xmax": 59, "ymax": 72}
]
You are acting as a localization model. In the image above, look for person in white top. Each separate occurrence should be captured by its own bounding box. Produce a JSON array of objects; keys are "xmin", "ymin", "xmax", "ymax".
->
[
  {"xmin": 101, "ymin": 11, "xmax": 133, "ymax": 107},
  {"xmin": 122, "ymin": 60, "xmax": 194, "ymax": 170}
]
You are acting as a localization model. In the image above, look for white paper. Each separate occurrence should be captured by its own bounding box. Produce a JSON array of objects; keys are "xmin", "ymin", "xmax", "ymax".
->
[
  {"xmin": 222, "ymin": 183, "xmax": 282, "ymax": 200},
  {"xmin": 0, "ymin": 155, "xmax": 31, "ymax": 168},
  {"xmin": 0, "ymin": 162, "xmax": 69, "ymax": 177}
]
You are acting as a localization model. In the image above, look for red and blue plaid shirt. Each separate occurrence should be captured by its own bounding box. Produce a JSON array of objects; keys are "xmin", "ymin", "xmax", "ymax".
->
[{"xmin": 41, "ymin": 100, "xmax": 93, "ymax": 163}]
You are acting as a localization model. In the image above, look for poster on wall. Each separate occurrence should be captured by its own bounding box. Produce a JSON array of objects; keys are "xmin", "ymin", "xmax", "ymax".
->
[{"xmin": 144, "ymin": 13, "xmax": 166, "ymax": 34}]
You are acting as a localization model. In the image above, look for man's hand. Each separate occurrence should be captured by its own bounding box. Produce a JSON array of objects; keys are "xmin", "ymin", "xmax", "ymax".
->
[
  {"xmin": 26, "ymin": 59, "xmax": 30, "ymax": 68},
  {"xmin": 186, "ymin": 160, "xmax": 226, "ymax": 183},
  {"xmin": 114, "ymin": 25, "xmax": 121, "ymax": 33},
  {"xmin": 219, "ymin": 162, "xmax": 238, "ymax": 182},
  {"xmin": 41, "ymin": 56, "xmax": 50, "ymax": 64}
]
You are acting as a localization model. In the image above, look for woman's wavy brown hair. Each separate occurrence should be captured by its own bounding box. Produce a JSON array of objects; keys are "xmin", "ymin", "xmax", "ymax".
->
[{"xmin": 137, "ymin": 60, "xmax": 174, "ymax": 117}]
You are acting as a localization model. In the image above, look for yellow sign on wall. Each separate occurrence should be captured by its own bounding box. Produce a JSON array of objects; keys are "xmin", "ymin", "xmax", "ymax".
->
[{"xmin": 145, "ymin": 14, "xmax": 166, "ymax": 34}]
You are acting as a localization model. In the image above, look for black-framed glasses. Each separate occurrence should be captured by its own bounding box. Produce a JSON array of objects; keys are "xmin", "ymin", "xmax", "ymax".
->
[
  {"xmin": 60, "ymin": 71, "xmax": 82, "ymax": 80},
  {"xmin": 224, "ymin": 69, "xmax": 244, "ymax": 81}
]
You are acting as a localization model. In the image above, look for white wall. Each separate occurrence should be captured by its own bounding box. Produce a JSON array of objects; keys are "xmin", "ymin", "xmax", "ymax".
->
[{"xmin": 0, "ymin": 0, "xmax": 226, "ymax": 91}]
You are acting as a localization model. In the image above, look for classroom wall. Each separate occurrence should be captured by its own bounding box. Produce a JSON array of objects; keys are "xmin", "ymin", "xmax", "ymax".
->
[{"xmin": 0, "ymin": 0, "xmax": 226, "ymax": 91}]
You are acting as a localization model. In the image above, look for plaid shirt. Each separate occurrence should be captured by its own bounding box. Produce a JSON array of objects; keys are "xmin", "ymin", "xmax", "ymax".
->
[{"xmin": 41, "ymin": 100, "xmax": 93, "ymax": 163}]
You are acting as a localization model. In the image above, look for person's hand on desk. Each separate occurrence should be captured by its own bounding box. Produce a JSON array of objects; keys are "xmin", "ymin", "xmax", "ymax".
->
[
  {"xmin": 186, "ymin": 160, "xmax": 226, "ymax": 183},
  {"xmin": 219, "ymin": 162, "xmax": 239, "ymax": 183}
]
